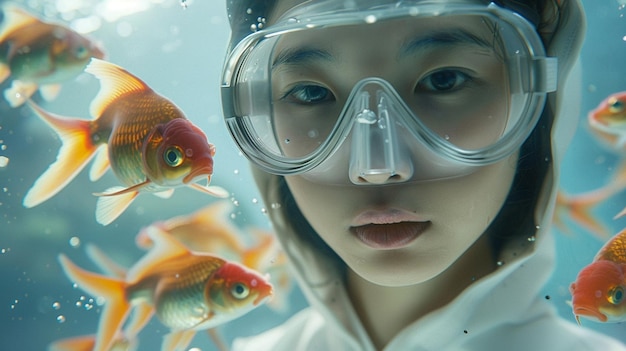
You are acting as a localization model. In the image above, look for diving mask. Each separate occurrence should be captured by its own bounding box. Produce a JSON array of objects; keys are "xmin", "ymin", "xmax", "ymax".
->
[{"xmin": 221, "ymin": 1, "xmax": 557, "ymax": 185}]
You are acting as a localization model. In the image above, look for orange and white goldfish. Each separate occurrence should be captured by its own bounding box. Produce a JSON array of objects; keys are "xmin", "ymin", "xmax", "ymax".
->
[
  {"xmin": 0, "ymin": 4, "xmax": 105, "ymax": 107},
  {"xmin": 58, "ymin": 226, "xmax": 273, "ymax": 351},
  {"xmin": 588, "ymin": 91, "xmax": 626, "ymax": 151},
  {"xmin": 136, "ymin": 201, "xmax": 292, "ymax": 312},
  {"xmin": 570, "ymin": 228, "xmax": 626, "ymax": 324},
  {"xmin": 23, "ymin": 58, "xmax": 228, "ymax": 225}
]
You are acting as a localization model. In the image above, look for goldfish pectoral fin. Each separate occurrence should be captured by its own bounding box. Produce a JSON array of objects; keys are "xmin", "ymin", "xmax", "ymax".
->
[
  {"xmin": 161, "ymin": 330, "xmax": 196, "ymax": 351},
  {"xmin": 85, "ymin": 58, "xmax": 151, "ymax": 118},
  {"xmin": 39, "ymin": 84, "xmax": 62, "ymax": 102},
  {"xmin": 94, "ymin": 180, "xmax": 150, "ymax": 197},
  {"xmin": 57, "ymin": 254, "xmax": 130, "ymax": 351},
  {"xmin": 126, "ymin": 226, "xmax": 191, "ymax": 282},
  {"xmin": 4, "ymin": 80, "xmax": 37, "ymax": 107},
  {"xmin": 94, "ymin": 187, "xmax": 139, "ymax": 225},
  {"xmin": 85, "ymin": 243, "xmax": 128, "ymax": 278},
  {"xmin": 23, "ymin": 102, "xmax": 95, "ymax": 208},
  {"xmin": 207, "ymin": 328, "xmax": 229, "ymax": 351},
  {"xmin": 153, "ymin": 188, "xmax": 175, "ymax": 199},
  {"xmin": 188, "ymin": 183, "xmax": 229, "ymax": 198},
  {"xmin": 47, "ymin": 334, "xmax": 96, "ymax": 351},
  {"xmin": 89, "ymin": 145, "xmax": 110, "ymax": 181},
  {"xmin": 0, "ymin": 63, "xmax": 9, "ymax": 84},
  {"xmin": 124, "ymin": 301, "xmax": 154, "ymax": 340}
]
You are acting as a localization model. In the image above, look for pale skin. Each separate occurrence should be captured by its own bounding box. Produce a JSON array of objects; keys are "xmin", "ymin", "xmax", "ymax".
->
[{"xmin": 267, "ymin": 0, "xmax": 522, "ymax": 348}]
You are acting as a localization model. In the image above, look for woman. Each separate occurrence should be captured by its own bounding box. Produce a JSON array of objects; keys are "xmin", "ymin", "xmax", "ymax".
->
[{"xmin": 220, "ymin": 0, "xmax": 626, "ymax": 350}]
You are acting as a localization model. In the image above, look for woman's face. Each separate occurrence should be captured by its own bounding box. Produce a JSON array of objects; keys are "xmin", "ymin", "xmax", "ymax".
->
[{"xmin": 269, "ymin": 1, "xmax": 519, "ymax": 286}]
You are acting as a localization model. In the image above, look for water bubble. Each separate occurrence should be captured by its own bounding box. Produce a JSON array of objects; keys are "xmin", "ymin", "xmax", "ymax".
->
[
  {"xmin": 180, "ymin": 0, "xmax": 188, "ymax": 9},
  {"xmin": 0, "ymin": 156, "xmax": 8, "ymax": 167},
  {"xmin": 232, "ymin": 199, "xmax": 240, "ymax": 206},
  {"xmin": 284, "ymin": 139, "xmax": 290, "ymax": 144},
  {"xmin": 233, "ymin": 169, "xmax": 240, "ymax": 175},
  {"xmin": 84, "ymin": 303, "xmax": 93, "ymax": 310},
  {"xmin": 56, "ymin": 315, "xmax": 66, "ymax": 323},
  {"xmin": 307, "ymin": 129, "xmax": 319, "ymax": 138},
  {"xmin": 52, "ymin": 302, "xmax": 61, "ymax": 310},
  {"xmin": 250, "ymin": 24, "xmax": 257, "ymax": 31},
  {"xmin": 270, "ymin": 203, "xmax": 281, "ymax": 209},
  {"xmin": 69, "ymin": 236, "xmax": 80, "ymax": 248},
  {"xmin": 496, "ymin": 261, "xmax": 504, "ymax": 266},
  {"xmin": 364, "ymin": 15, "xmax": 377, "ymax": 23},
  {"xmin": 252, "ymin": 198, "xmax": 258, "ymax": 204},
  {"xmin": 230, "ymin": 213, "xmax": 237, "ymax": 219},
  {"xmin": 527, "ymin": 236, "xmax": 536, "ymax": 242},
  {"xmin": 261, "ymin": 208, "xmax": 267, "ymax": 214},
  {"xmin": 75, "ymin": 301, "xmax": 82, "ymax": 308},
  {"xmin": 246, "ymin": 8, "xmax": 253, "ymax": 14}
]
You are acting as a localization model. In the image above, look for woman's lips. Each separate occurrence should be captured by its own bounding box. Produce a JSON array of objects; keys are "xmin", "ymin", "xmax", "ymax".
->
[{"xmin": 350, "ymin": 209, "xmax": 430, "ymax": 249}]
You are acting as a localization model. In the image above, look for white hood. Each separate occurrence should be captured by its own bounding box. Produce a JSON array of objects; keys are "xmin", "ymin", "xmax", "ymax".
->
[{"xmin": 228, "ymin": 1, "xmax": 626, "ymax": 349}]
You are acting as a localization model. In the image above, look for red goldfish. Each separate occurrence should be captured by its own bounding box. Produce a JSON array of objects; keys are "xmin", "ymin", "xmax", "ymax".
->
[
  {"xmin": 58, "ymin": 226, "xmax": 273, "ymax": 351},
  {"xmin": 23, "ymin": 58, "xmax": 228, "ymax": 225},
  {"xmin": 588, "ymin": 91, "xmax": 626, "ymax": 151},
  {"xmin": 570, "ymin": 228, "xmax": 626, "ymax": 324},
  {"xmin": 136, "ymin": 201, "xmax": 292, "ymax": 312},
  {"xmin": 0, "ymin": 4, "xmax": 105, "ymax": 107}
]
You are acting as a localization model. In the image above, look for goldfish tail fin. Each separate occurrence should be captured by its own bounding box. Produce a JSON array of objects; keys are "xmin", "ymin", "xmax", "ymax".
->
[
  {"xmin": 85, "ymin": 243, "xmax": 127, "ymax": 279},
  {"xmin": 4, "ymin": 80, "xmax": 38, "ymax": 107},
  {"xmin": 85, "ymin": 58, "xmax": 150, "ymax": 118},
  {"xmin": 58, "ymin": 254, "xmax": 130, "ymax": 351},
  {"xmin": 161, "ymin": 330, "xmax": 196, "ymax": 351},
  {"xmin": 23, "ymin": 101, "xmax": 96, "ymax": 208},
  {"xmin": 614, "ymin": 206, "xmax": 626, "ymax": 220},
  {"xmin": 207, "ymin": 329, "xmax": 229, "ymax": 351},
  {"xmin": 94, "ymin": 186, "xmax": 139, "ymax": 226},
  {"xmin": 89, "ymin": 145, "xmax": 110, "ymax": 181},
  {"xmin": 48, "ymin": 335, "xmax": 96, "ymax": 351}
]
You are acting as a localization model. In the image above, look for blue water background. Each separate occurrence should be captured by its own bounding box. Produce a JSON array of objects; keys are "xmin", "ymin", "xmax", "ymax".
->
[{"xmin": 0, "ymin": 0, "xmax": 623, "ymax": 349}]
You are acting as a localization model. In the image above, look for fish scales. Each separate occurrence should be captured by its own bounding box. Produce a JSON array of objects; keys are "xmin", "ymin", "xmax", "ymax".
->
[
  {"xmin": 99, "ymin": 91, "xmax": 186, "ymax": 187},
  {"xmin": 596, "ymin": 230, "xmax": 626, "ymax": 263},
  {"xmin": 127, "ymin": 255, "xmax": 226, "ymax": 329}
]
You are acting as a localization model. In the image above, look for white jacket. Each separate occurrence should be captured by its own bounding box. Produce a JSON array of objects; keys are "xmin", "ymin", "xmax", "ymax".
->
[{"xmin": 226, "ymin": 0, "xmax": 626, "ymax": 350}]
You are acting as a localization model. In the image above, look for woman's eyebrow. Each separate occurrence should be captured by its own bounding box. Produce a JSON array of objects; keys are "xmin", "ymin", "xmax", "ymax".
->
[
  {"xmin": 272, "ymin": 47, "xmax": 334, "ymax": 70},
  {"xmin": 399, "ymin": 28, "xmax": 493, "ymax": 57}
]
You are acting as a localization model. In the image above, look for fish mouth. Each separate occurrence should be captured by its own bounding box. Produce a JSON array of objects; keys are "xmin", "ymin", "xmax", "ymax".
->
[
  {"xmin": 183, "ymin": 166, "xmax": 213, "ymax": 184},
  {"xmin": 573, "ymin": 306, "xmax": 608, "ymax": 323},
  {"xmin": 253, "ymin": 282, "xmax": 274, "ymax": 306}
]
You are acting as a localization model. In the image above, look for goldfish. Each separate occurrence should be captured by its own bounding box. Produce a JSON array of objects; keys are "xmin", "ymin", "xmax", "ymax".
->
[
  {"xmin": 570, "ymin": 228, "xmax": 626, "ymax": 324},
  {"xmin": 588, "ymin": 91, "xmax": 626, "ymax": 151},
  {"xmin": 57, "ymin": 226, "xmax": 273, "ymax": 351},
  {"xmin": 23, "ymin": 58, "xmax": 228, "ymax": 225},
  {"xmin": 0, "ymin": 4, "xmax": 105, "ymax": 107},
  {"xmin": 136, "ymin": 201, "xmax": 292, "ymax": 312}
]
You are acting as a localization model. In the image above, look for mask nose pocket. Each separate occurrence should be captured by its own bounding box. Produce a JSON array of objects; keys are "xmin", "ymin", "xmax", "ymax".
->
[{"xmin": 349, "ymin": 88, "xmax": 414, "ymax": 185}]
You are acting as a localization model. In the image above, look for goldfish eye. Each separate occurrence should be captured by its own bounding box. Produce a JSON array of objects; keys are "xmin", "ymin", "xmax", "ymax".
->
[
  {"xmin": 230, "ymin": 283, "xmax": 250, "ymax": 300},
  {"xmin": 608, "ymin": 286, "xmax": 624, "ymax": 305},
  {"xmin": 75, "ymin": 45, "xmax": 89, "ymax": 59},
  {"xmin": 163, "ymin": 146, "xmax": 184, "ymax": 167},
  {"xmin": 608, "ymin": 98, "xmax": 624, "ymax": 114}
]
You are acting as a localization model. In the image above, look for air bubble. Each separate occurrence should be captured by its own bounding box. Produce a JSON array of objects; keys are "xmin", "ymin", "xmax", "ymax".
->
[
  {"xmin": 0, "ymin": 156, "xmax": 8, "ymax": 167},
  {"xmin": 252, "ymin": 198, "xmax": 258, "ymax": 204},
  {"xmin": 52, "ymin": 302, "xmax": 61, "ymax": 310},
  {"xmin": 270, "ymin": 203, "xmax": 281, "ymax": 209},
  {"xmin": 56, "ymin": 315, "xmax": 66, "ymax": 323},
  {"xmin": 69, "ymin": 236, "xmax": 80, "ymax": 248}
]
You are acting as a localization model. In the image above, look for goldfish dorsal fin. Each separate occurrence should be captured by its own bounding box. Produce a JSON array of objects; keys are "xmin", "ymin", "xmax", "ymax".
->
[
  {"xmin": 0, "ymin": 5, "xmax": 40, "ymax": 43},
  {"xmin": 126, "ymin": 226, "xmax": 190, "ymax": 283},
  {"xmin": 85, "ymin": 58, "xmax": 151, "ymax": 118}
]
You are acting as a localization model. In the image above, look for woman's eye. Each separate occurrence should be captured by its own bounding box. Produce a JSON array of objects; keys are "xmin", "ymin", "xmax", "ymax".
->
[
  {"xmin": 416, "ymin": 69, "xmax": 471, "ymax": 93},
  {"xmin": 282, "ymin": 84, "xmax": 333, "ymax": 104}
]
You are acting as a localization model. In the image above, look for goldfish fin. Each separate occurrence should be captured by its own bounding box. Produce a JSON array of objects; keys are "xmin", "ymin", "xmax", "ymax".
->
[
  {"xmin": 0, "ymin": 4, "xmax": 40, "ymax": 43},
  {"xmin": 48, "ymin": 334, "xmax": 96, "ymax": 351},
  {"xmin": 124, "ymin": 301, "xmax": 153, "ymax": 339},
  {"xmin": 23, "ymin": 101, "xmax": 96, "ymax": 207},
  {"xmin": 89, "ymin": 145, "xmax": 110, "ymax": 181},
  {"xmin": 153, "ymin": 188, "xmax": 174, "ymax": 199},
  {"xmin": 126, "ymin": 226, "xmax": 190, "ymax": 282},
  {"xmin": 85, "ymin": 58, "xmax": 151, "ymax": 118},
  {"xmin": 614, "ymin": 206, "xmax": 626, "ymax": 220},
  {"xmin": 58, "ymin": 254, "xmax": 130, "ymax": 351},
  {"xmin": 39, "ymin": 84, "xmax": 62, "ymax": 102},
  {"xmin": 85, "ymin": 243, "xmax": 127, "ymax": 279},
  {"xmin": 0, "ymin": 63, "xmax": 9, "ymax": 84},
  {"xmin": 241, "ymin": 228, "xmax": 276, "ymax": 270},
  {"xmin": 94, "ymin": 186, "xmax": 139, "ymax": 225},
  {"xmin": 161, "ymin": 330, "xmax": 196, "ymax": 351},
  {"xmin": 207, "ymin": 329, "xmax": 229, "ymax": 351},
  {"xmin": 188, "ymin": 183, "xmax": 229, "ymax": 198},
  {"xmin": 94, "ymin": 180, "xmax": 150, "ymax": 196},
  {"xmin": 4, "ymin": 80, "xmax": 38, "ymax": 107}
]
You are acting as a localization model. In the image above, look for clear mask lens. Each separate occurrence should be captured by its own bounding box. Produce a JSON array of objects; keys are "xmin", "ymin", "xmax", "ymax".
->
[{"xmin": 222, "ymin": 2, "xmax": 557, "ymax": 184}]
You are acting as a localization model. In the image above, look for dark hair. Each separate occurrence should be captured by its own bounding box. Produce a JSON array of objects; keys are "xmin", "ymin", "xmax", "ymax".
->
[{"xmin": 229, "ymin": 0, "xmax": 560, "ymax": 264}]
